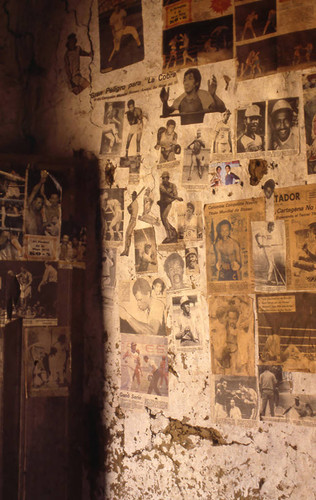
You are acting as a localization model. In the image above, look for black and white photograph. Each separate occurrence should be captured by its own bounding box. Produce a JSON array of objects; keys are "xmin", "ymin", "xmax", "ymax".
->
[
  {"xmin": 251, "ymin": 220, "xmax": 286, "ymax": 291},
  {"xmin": 267, "ymin": 97, "xmax": 299, "ymax": 151},
  {"xmin": 119, "ymin": 277, "xmax": 167, "ymax": 336},
  {"xmin": 158, "ymin": 171, "xmax": 183, "ymax": 244},
  {"xmin": 155, "ymin": 120, "xmax": 181, "ymax": 164},
  {"xmin": 25, "ymin": 168, "xmax": 62, "ymax": 238},
  {"xmin": 0, "ymin": 163, "xmax": 26, "ymax": 260},
  {"xmin": 119, "ymin": 155, "xmax": 141, "ymax": 184},
  {"xmin": 98, "ymin": 0, "xmax": 144, "ymax": 73},
  {"xmin": 209, "ymin": 295, "xmax": 255, "ymax": 376},
  {"xmin": 100, "ymin": 101, "xmax": 125, "ymax": 155},
  {"xmin": 236, "ymin": 102, "xmax": 266, "ymax": 153},
  {"xmin": 163, "ymin": 16, "xmax": 233, "ymax": 71},
  {"xmin": 237, "ymin": 37, "xmax": 277, "ymax": 80},
  {"xmin": 25, "ymin": 326, "xmax": 70, "ymax": 397},
  {"xmin": 214, "ymin": 376, "xmax": 258, "ymax": 420},
  {"xmin": 101, "ymin": 158, "xmax": 117, "ymax": 188},
  {"xmin": 161, "ymin": 250, "xmax": 190, "ymax": 292},
  {"xmin": 235, "ymin": 0, "xmax": 276, "ymax": 42},
  {"xmin": 292, "ymin": 219, "xmax": 316, "ymax": 284},
  {"xmin": 181, "ymin": 130, "xmax": 209, "ymax": 186},
  {"xmin": 101, "ymin": 188, "xmax": 124, "ymax": 244},
  {"xmin": 137, "ymin": 187, "xmax": 160, "ymax": 227},
  {"xmin": 102, "ymin": 247, "xmax": 116, "ymax": 290},
  {"xmin": 210, "ymin": 161, "xmax": 241, "ymax": 187},
  {"xmin": 257, "ymin": 292, "xmax": 316, "ymax": 372},
  {"xmin": 0, "ymin": 261, "xmax": 58, "ymax": 326},
  {"xmin": 134, "ymin": 227, "xmax": 158, "ymax": 274},
  {"xmin": 171, "ymin": 294, "xmax": 203, "ymax": 348},
  {"xmin": 257, "ymin": 364, "xmax": 315, "ymax": 423},
  {"xmin": 258, "ymin": 364, "xmax": 283, "ymax": 419},
  {"xmin": 23, "ymin": 168, "xmax": 61, "ymax": 260},
  {"xmin": 277, "ymin": 29, "xmax": 316, "ymax": 71},
  {"xmin": 185, "ymin": 246, "xmax": 200, "ymax": 274},
  {"xmin": 213, "ymin": 109, "xmax": 232, "ymax": 154},
  {"xmin": 259, "ymin": 367, "xmax": 316, "ymax": 422},
  {"xmin": 59, "ymin": 225, "xmax": 87, "ymax": 267},
  {"xmin": 160, "ymin": 67, "xmax": 226, "ymax": 125},
  {"xmin": 177, "ymin": 201, "xmax": 203, "ymax": 241},
  {"xmin": 303, "ymin": 93, "xmax": 316, "ymax": 174},
  {"xmin": 120, "ymin": 188, "xmax": 142, "ymax": 257},
  {"xmin": 209, "ymin": 218, "xmax": 243, "ymax": 283},
  {"xmin": 124, "ymin": 99, "xmax": 147, "ymax": 158},
  {"xmin": 279, "ymin": 393, "xmax": 316, "ymax": 423}
]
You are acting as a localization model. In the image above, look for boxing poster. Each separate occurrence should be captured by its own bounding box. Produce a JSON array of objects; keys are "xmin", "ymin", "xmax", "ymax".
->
[{"xmin": 204, "ymin": 197, "xmax": 265, "ymax": 294}]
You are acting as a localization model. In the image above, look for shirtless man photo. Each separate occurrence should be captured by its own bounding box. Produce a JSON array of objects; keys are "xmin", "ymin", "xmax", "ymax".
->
[{"xmin": 214, "ymin": 219, "xmax": 241, "ymax": 281}]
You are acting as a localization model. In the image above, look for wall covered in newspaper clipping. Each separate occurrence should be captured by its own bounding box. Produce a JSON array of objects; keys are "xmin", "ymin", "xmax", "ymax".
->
[{"xmin": 5, "ymin": 0, "xmax": 316, "ymax": 497}]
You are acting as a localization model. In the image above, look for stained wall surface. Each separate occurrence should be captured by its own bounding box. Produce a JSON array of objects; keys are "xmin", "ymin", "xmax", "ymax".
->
[{"xmin": 1, "ymin": 0, "xmax": 316, "ymax": 499}]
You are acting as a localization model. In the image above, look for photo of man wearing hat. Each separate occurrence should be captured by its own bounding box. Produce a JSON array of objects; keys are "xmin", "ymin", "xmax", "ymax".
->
[
  {"xmin": 174, "ymin": 295, "xmax": 200, "ymax": 346},
  {"xmin": 157, "ymin": 171, "xmax": 183, "ymax": 244},
  {"xmin": 237, "ymin": 103, "xmax": 265, "ymax": 152},
  {"xmin": 185, "ymin": 247, "xmax": 200, "ymax": 273},
  {"xmin": 268, "ymin": 98, "xmax": 299, "ymax": 150}
]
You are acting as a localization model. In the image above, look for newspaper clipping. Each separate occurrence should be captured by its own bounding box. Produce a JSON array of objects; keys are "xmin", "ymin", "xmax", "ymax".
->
[
  {"xmin": 0, "ymin": 261, "xmax": 58, "ymax": 326},
  {"xmin": 181, "ymin": 130, "xmax": 210, "ymax": 188},
  {"xmin": 209, "ymin": 295, "xmax": 255, "ymax": 376},
  {"xmin": 257, "ymin": 292, "xmax": 316, "ymax": 373},
  {"xmin": 274, "ymin": 184, "xmax": 316, "ymax": 290},
  {"xmin": 171, "ymin": 293, "xmax": 203, "ymax": 350},
  {"xmin": 100, "ymin": 101, "xmax": 125, "ymax": 156},
  {"xmin": 101, "ymin": 188, "xmax": 124, "ymax": 246},
  {"xmin": 25, "ymin": 326, "xmax": 71, "ymax": 397},
  {"xmin": 119, "ymin": 277, "xmax": 167, "ymax": 336},
  {"xmin": 162, "ymin": 0, "xmax": 233, "ymax": 70},
  {"xmin": 120, "ymin": 333, "xmax": 168, "ymax": 410},
  {"xmin": 134, "ymin": 227, "xmax": 158, "ymax": 274},
  {"xmin": 303, "ymin": 71, "xmax": 316, "ymax": 174},
  {"xmin": 0, "ymin": 163, "xmax": 26, "ymax": 260},
  {"xmin": 214, "ymin": 375, "xmax": 258, "ymax": 421},
  {"xmin": 98, "ymin": 0, "xmax": 144, "ymax": 73},
  {"xmin": 258, "ymin": 364, "xmax": 316, "ymax": 423},
  {"xmin": 251, "ymin": 220, "xmax": 286, "ymax": 291},
  {"xmin": 24, "ymin": 168, "xmax": 61, "ymax": 261},
  {"xmin": 204, "ymin": 197, "xmax": 265, "ymax": 293}
]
